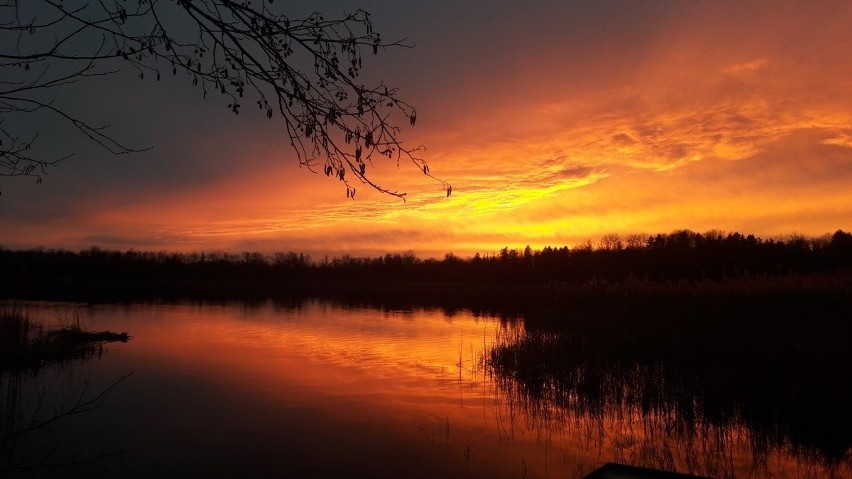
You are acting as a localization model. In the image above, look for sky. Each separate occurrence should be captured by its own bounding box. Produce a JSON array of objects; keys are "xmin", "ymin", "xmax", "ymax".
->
[{"xmin": 2, "ymin": 0, "xmax": 852, "ymax": 258}]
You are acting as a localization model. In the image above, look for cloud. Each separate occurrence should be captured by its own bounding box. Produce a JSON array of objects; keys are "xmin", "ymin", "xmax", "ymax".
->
[
  {"xmin": 4, "ymin": 1, "xmax": 852, "ymax": 257},
  {"xmin": 724, "ymin": 58, "xmax": 770, "ymax": 75}
]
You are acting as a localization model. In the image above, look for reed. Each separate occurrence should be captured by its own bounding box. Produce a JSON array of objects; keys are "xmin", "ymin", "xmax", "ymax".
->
[
  {"xmin": 0, "ymin": 309, "xmax": 129, "ymax": 372},
  {"xmin": 487, "ymin": 289, "xmax": 852, "ymax": 473},
  {"xmin": 0, "ymin": 308, "xmax": 42, "ymax": 354}
]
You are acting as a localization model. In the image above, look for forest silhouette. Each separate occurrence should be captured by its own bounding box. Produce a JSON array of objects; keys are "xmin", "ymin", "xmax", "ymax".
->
[{"xmin": 2, "ymin": 229, "xmax": 851, "ymax": 303}]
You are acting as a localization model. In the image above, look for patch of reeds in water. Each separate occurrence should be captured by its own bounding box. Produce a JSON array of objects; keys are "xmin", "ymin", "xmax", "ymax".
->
[
  {"xmin": 0, "ymin": 309, "xmax": 129, "ymax": 372},
  {"xmin": 488, "ymin": 289, "xmax": 852, "ymax": 478}
]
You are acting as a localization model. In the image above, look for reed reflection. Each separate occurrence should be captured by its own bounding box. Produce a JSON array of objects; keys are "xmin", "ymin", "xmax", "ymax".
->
[
  {"xmin": 488, "ymin": 295, "xmax": 852, "ymax": 479},
  {"xmin": 0, "ymin": 308, "xmax": 130, "ymax": 475}
]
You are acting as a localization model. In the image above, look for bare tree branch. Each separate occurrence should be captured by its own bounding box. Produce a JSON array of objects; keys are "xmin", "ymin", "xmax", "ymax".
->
[
  {"xmin": 0, "ymin": 0, "xmax": 451, "ymax": 199},
  {"xmin": 1, "ymin": 371, "xmax": 133, "ymax": 474}
]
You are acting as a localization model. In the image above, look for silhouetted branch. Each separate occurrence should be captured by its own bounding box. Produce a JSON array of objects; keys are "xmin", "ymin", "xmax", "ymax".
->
[
  {"xmin": 3, "ymin": 372, "xmax": 133, "ymax": 442},
  {"xmin": 1, "ymin": 368, "xmax": 132, "ymax": 474},
  {"xmin": 0, "ymin": 0, "xmax": 450, "ymax": 198}
]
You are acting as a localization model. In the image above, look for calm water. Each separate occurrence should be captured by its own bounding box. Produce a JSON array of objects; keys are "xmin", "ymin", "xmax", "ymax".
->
[{"xmin": 1, "ymin": 300, "xmax": 849, "ymax": 478}]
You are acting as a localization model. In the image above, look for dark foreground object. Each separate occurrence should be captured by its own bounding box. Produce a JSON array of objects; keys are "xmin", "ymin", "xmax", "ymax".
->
[
  {"xmin": 1, "ymin": 310, "xmax": 130, "ymax": 372},
  {"xmin": 584, "ymin": 463, "xmax": 712, "ymax": 479}
]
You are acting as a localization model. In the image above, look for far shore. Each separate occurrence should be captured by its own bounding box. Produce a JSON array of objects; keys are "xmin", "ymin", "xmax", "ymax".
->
[{"xmin": 3, "ymin": 269, "xmax": 850, "ymax": 314}]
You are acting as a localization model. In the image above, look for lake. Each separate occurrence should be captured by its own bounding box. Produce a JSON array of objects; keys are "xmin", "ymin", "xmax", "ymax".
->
[{"xmin": 2, "ymin": 300, "xmax": 849, "ymax": 478}]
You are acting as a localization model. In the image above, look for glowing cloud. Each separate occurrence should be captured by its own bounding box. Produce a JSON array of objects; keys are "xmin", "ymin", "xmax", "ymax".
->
[{"xmin": 2, "ymin": 2, "xmax": 851, "ymax": 256}]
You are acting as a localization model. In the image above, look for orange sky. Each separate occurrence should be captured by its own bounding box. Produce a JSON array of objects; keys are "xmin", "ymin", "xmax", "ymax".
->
[{"xmin": 2, "ymin": 1, "xmax": 851, "ymax": 258}]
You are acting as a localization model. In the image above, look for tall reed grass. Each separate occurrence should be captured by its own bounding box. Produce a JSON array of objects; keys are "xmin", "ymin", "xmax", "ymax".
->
[
  {"xmin": 0, "ymin": 309, "xmax": 128, "ymax": 372},
  {"xmin": 487, "ymin": 289, "xmax": 852, "ymax": 476}
]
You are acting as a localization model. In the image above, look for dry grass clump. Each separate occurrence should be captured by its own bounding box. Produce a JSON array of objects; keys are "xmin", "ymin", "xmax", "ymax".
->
[{"xmin": 0, "ymin": 309, "xmax": 128, "ymax": 372}]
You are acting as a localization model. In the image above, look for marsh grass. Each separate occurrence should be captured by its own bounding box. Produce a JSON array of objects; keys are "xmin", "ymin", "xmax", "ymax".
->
[
  {"xmin": 488, "ymin": 287, "xmax": 852, "ymax": 478},
  {"xmin": 0, "ymin": 309, "xmax": 129, "ymax": 373},
  {"xmin": 0, "ymin": 308, "xmax": 42, "ymax": 351}
]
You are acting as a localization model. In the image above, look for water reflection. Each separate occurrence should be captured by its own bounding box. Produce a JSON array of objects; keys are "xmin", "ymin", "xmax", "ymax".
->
[
  {"xmin": 1, "ymin": 300, "xmax": 849, "ymax": 478},
  {"xmin": 489, "ymin": 315, "xmax": 852, "ymax": 479},
  {"xmin": 1, "ymin": 321, "xmax": 130, "ymax": 477},
  {"xmin": 1, "ymin": 301, "xmax": 533, "ymax": 478}
]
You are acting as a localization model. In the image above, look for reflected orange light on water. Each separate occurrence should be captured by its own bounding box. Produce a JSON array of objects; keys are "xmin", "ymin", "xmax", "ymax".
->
[
  {"xmin": 117, "ymin": 303, "xmax": 507, "ymax": 428},
  {"xmin": 97, "ymin": 302, "xmax": 561, "ymax": 477},
  {"xmin": 58, "ymin": 301, "xmax": 848, "ymax": 479}
]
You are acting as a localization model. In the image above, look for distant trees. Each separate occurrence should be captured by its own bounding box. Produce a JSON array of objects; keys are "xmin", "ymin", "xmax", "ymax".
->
[
  {"xmin": 0, "ymin": 0, "xmax": 449, "ymax": 198},
  {"xmin": 2, "ymin": 230, "xmax": 852, "ymax": 293},
  {"xmin": 598, "ymin": 233, "xmax": 623, "ymax": 251}
]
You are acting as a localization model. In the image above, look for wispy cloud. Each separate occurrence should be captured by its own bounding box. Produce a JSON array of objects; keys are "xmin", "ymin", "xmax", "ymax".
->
[{"xmin": 4, "ymin": 1, "xmax": 852, "ymax": 256}]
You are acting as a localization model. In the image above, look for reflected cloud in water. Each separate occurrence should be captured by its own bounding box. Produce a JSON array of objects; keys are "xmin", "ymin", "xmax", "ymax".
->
[{"xmin": 1, "ymin": 300, "xmax": 849, "ymax": 478}]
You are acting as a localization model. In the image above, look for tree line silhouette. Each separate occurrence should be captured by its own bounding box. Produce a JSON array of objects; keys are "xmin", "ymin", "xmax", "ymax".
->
[
  {"xmin": 1, "ymin": 230, "xmax": 850, "ymax": 300},
  {"xmin": 2, "ymin": 230, "xmax": 851, "ymax": 289}
]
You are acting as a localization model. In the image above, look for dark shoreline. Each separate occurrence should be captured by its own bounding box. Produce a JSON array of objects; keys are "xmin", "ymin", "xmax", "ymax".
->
[
  {"xmin": 3, "ymin": 229, "xmax": 851, "ymax": 304},
  {"xmin": 3, "ymin": 268, "xmax": 850, "ymax": 311}
]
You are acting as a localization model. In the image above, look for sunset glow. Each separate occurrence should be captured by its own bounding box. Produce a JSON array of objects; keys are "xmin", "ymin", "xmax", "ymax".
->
[{"xmin": 2, "ymin": 1, "xmax": 851, "ymax": 257}]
